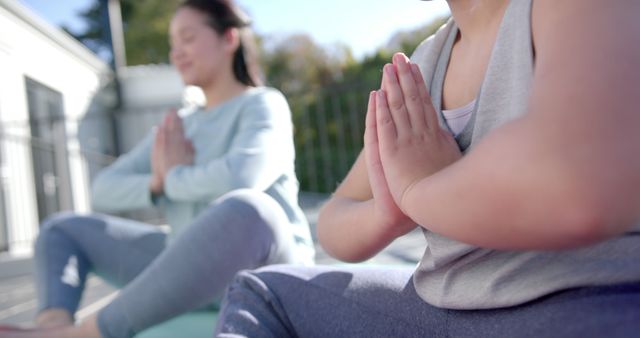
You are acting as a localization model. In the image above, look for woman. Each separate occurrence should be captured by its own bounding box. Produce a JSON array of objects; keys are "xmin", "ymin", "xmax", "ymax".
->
[
  {"xmin": 215, "ymin": 0, "xmax": 640, "ymax": 336},
  {"xmin": 1, "ymin": 1, "xmax": 314, "ymax": 337}
]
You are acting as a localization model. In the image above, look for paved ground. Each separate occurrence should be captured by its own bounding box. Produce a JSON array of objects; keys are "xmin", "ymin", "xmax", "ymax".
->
[{"xmin": 0, "ymin": 192, "xmax": 426, "ymax": 327}]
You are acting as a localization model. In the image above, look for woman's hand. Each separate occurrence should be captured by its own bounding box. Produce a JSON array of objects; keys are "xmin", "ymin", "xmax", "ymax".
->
[
  {"xmin": 377, "ymin": 53, "xmax": 462, "ymax": 213},
  {"xmin": 150, "ymin": 124, "xmax": 165, "ymax": 194},
  {"xmin": 161, "ymin": 109, "xmax": 195, "ymax": 169},
  {"xmin": 364, "ymin": 90, "xmax": 416, "ymax": 237},
  {"xmin": 150, "ymin": 109, "xmax": 195, "ymax": 194}
]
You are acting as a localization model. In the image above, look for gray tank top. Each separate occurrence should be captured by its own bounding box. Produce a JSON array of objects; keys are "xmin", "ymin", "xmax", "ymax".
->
[{"xmin": 410, "ymin": 0, "xmax": 640, "ymax": 310}]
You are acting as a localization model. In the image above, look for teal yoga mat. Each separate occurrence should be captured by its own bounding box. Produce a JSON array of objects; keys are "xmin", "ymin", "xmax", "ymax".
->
[{"xmin": 135, "ymin": 311, "xmax": 218, "ymax": 338}]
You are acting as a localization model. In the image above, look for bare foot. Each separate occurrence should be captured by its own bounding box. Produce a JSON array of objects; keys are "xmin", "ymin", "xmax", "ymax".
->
[
  {"xmin": 36, "ymin": 309, "xmax": 73, "ymax": 329},
  {"xmin": 0, "ymin": 315, "xmax": 101, "ymax": 338},
  {"xmin": 75, "ymin": 315, "xmax": 101, "ymax": 338}
]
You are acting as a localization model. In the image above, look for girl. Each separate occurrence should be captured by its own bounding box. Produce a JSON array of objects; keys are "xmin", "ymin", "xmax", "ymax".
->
[{"xmin": 215, "ymin": 0, "xmax": 640, "ymax": 336}]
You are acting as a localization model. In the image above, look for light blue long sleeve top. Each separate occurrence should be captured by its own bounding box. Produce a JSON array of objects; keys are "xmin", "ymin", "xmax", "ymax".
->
[{"xmin": 91, "ymin": 87, "xmax": 314, "ymax": 256}]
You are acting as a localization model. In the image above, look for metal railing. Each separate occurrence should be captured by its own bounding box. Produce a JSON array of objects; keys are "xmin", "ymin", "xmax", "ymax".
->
[{"xmin": 291, "ymin": 83, "xmax": 369, "ymax": 193}]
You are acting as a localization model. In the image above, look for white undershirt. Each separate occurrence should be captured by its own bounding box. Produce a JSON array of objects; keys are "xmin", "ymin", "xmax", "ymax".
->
[{"xmin": 442, "ymin": 99, "xmax": 476, "ymax": 137}]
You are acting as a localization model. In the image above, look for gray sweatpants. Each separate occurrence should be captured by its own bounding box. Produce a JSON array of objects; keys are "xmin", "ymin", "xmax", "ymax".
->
[
  {"xmin": 34, "ymin": 190, "xmax": 309, "ymax": 338},
  {"xmin": 215, "ymin": 265, "xmax": 640, "ymax": 338}
]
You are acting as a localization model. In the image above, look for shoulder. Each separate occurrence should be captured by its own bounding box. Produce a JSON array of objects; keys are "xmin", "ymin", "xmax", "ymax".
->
[
  {"xmin": 410, "ymin": 18, "xmax": 453, "ymax": 63},
  {"xmin": 531, "ymin": 0, "xmax": 639, "ymax": 50},
  {"xmin": 410, "ymin": 18, "xmax": 455, "ymax": 86},
  {"xmin": 240, "ymin": 86, "xmax": 292, "ymax": 116},
  {"xmin": 529, "ymin": 0, "xmax": 640, "ymax": 97},
  {"xmin": 242, "ymin": 86, "xmax": 288, "ymax": 107}
]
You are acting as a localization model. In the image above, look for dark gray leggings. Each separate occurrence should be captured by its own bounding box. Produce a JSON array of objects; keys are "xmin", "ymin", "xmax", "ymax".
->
[
  {"xmin": 216, "ymin": 264, "xmax": 640, "ymax": 338},
  {"xmin": 34, "ymin": 189, "xmax": 309, "ymax": 338}
]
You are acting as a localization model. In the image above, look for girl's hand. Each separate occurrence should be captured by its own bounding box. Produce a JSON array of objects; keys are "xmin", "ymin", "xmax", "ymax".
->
[
  {"xmin": 377, "ymin": 53, "xmax": 462, "ymax": 212},
  {"xmin": 364, "ymin": 90, "xmax": 416, "ymax": 237}
]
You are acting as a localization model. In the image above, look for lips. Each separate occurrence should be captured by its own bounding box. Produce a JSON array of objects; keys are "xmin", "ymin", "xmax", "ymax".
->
[{"xmin": 176, "ymin": 61, "xmax": 193, "ymax": 73}]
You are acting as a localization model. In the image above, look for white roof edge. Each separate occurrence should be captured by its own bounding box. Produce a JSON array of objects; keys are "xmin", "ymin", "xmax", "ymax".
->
[{"xmin": 1, "ymin": 0, "xmax": 111, "ymax": 73}]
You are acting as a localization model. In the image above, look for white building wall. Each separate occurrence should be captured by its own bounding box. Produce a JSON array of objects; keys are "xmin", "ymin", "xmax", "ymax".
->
[{"xmin": 0, "ymin": 0, "xmax": 112, "ymax": 254}]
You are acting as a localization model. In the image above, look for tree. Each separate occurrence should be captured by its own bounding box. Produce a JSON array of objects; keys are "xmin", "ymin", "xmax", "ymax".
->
[
  {"xmin": 260, "ymin": 34, "xmax": 346, "ymax": 96},
  {"xmin": 64, "ymin": 0, "xmax": 181, "ymax": 65},
  {"xmin": 120, "ymin": 0, "xmax": 183, "ymax": 65},
  {"xmin": 280, "ymin": 16, "xmax": 450, "ymax": 192}
]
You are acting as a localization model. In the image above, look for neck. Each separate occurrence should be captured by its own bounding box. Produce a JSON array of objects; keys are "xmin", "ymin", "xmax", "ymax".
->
[
  {"xmin": 447, "ymin": 0, "xmax": 509, "ymax": 42},
  {"xmin": 201, "ymin": 70, "xmax": 250, "ymax": 109}
]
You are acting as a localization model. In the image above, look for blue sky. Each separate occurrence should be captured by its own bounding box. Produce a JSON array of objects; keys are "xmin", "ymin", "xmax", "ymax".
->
[{"xmin": 19, "ymin": 0, "xmax": 450, "ymax": 60}]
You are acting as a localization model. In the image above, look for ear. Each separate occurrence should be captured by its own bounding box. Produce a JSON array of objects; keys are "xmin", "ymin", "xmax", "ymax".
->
[{"xmin": 223, "ymin": 28, "xmax": 241, "ymax": 54}]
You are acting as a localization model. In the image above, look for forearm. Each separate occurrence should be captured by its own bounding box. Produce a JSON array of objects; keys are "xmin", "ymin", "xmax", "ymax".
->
[
  {"xmin": 91, "ymin": 133, "xmax": 156, "ymax": 212},
  {"xmin": 163, "ymin": 163, "xmax": 230, "ymax": 202},
  {"xmin": 317, "ymin": 196, "xmax": 413, "ymax": 262},
  {"xmin": 402, "ymin": 118, "xmax": 629, "ymax": 250},
  {"xmin": 91, "ymin": 172, "xmax": 154, "ymax": 212},
  {"xmin": 163, "ymin": 156, "xmax": 272, "ymax": 202}
]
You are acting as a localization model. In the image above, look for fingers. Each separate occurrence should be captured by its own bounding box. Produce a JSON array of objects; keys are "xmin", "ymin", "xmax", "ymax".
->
[
  {"xmin": 185, "ymin": 139, "xmax": 195, "ymax": 156},
  {"xmin": 155, "ymin": 124, "xmax": 166, "ymax": 148},
  {"xmin": 376, "ymin": 89, "xmax": 397, "ymax": 146},
  {"xmin": 364, "ymin": 92, "xmax": 380, "ymax": 179},
  {"xmin": 409, "ymin": 63, "xmax": 439, "ymax": 130},
  {"xmin": 364, "ymin": 91, "xmax": 391, "ymax": 200},
  {"xmin": 393, "ymin": 53, "xmax": 427, "ymax": 131},
  {"xmin": 162, "ymin": 111, "xmax": 172, "ymax": 125},
  {"xmin": 382, "ymin": 63, "xmax": 411, "ymax": 134},
  {"xmin": 164, "ymin": 108, "xmax": 184, "ymax": 137},
  {"xmin": 364, "ymin": 91, "xmax": 378, "ymax": 147}
]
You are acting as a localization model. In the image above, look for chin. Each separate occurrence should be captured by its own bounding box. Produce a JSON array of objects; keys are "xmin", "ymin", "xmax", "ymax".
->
[{"xmin": 179, "ymin": 74, "xmax": 198, "ymax": 87}]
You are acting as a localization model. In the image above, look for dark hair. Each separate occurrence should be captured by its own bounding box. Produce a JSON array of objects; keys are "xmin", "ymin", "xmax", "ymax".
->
[{"xmin": 179, "ymin": 0, "xmax": 263, "ymax": 86}]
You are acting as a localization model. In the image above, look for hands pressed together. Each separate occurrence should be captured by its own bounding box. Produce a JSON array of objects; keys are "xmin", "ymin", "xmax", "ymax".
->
[
  {"xmin": 365, "ymin": 53, "xmax": 462, "ymax": 232},
  {"xmin": 150, "ymin": 109, "xmax": 195, "ymax": 194}
]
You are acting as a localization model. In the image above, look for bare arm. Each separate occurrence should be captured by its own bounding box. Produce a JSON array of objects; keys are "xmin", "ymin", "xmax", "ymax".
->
[
  {"xmin": 397, "ymin": 0, "xmax": 640, "ymax": 249},
  {"xmin": 317, "ymin": 153, "xmax": 404, "ymax": 262},
  {"xmin": 317, "ymin": 94, "xmax": 416, "ymax": 262}
]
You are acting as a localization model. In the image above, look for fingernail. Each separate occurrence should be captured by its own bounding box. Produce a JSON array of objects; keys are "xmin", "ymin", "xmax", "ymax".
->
[
  {"xmin": 384, "ymin": 64, "xmax": 394, "ymax": 76},
  {"xmin": 393, "ymin": 53, "xmax": 408, "ymax": 64}
]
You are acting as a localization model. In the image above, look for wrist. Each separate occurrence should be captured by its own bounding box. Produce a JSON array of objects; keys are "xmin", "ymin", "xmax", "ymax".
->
[
  {"xmin": 371, "ymin": 201, "xmax": 416, "ymax": 240},
  {"xmin": 399, "ymin": 179, "xmax": 420, "ymax": 217},
  {"xmin": 149, "ymin": 175, "xmax": 164, "ymax": 194},
  {"xmin": 383, "ymin": 218, "xmax": 417, "ymax": 239}
]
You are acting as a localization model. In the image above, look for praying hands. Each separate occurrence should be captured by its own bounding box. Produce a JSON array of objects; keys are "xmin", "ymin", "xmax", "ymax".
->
[
  {"xmin": 367, "ymin": 53, "xmax": 461, "ymax": 217},
  {"xmin": 150, "ymin": 109, "xmax": 195, "ymax": 194}
]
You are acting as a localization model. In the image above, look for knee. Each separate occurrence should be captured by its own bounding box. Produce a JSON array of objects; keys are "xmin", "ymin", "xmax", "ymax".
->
[
  {"xmin": 227, "ymin": 265, "xmax": 301, "ymax": 295},
  {"xmin": 40, "ymin": 212, "xmax": 94, "ymax": 233},
  {"xmin": 35, "ymin": 212, "xmax": 97, "ymax": 252},
  {"xmin": 222, "ymin": 266, "xmax": 302, "ymax": 315},
  {"xmin": 225, "ymin": 269, "xmax": 270, "ymax": 303},
  {"xmin": 215, "ymin": 189, "xmax": 277, "ymax": 211},
  {"xmin": 217, "ymin": 270, "xmax": 269, "ymax": 331},
  {"xmin": 212, "ymin": 189, "xmax": 287, "ymax": 229}
]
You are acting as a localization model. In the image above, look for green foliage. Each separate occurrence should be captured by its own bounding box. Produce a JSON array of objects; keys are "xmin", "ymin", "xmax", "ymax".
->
[
  {"xmin": 260, "ymin": 34, "xmax": 344, "ymax": 96},
  {"xmin": 263, "ymin": 16, "xmax": 450, "ymax": 192},
  {"xmin": 66, "ymin": 0, "xmax": 181, "ymax": 65},
  {"xmin": 121, "ymin": 0, "xmax": 183, "ymax": 65}
]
